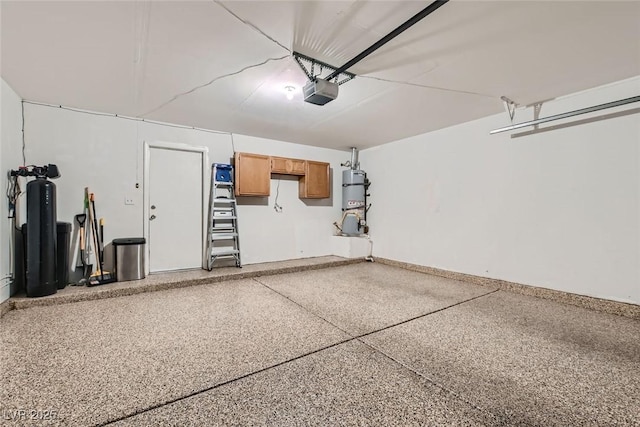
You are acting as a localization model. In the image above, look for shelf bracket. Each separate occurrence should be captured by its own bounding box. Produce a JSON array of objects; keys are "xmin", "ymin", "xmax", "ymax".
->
[
  {"xmin": 501, "ymin": 96, "xmax": 518, "ymax": 123},
  {"xmin": 532, "ymin": 102, "xmax": 543, "ymax": 130}
]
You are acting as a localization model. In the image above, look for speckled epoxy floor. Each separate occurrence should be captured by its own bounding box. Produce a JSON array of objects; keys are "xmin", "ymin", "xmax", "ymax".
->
[{"xmin": 1, "ymin": 263, "xmax": 639, "ymax": 426}]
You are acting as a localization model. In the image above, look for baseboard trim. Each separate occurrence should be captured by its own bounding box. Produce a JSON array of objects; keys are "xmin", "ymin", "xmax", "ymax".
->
[
  {"xmin": 375, "ymin": 258, "xmax": 640, "ymax": 320},
  {"xmin": 0, "ymin": 257, "xmax": 364, "ymax": 319}
]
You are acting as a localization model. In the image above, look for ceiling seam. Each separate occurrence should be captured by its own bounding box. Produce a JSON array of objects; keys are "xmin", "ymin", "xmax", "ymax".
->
[
  {"xmin": 359, "ymin": 75, "xmax": 497, "ymax": 99},
  {"xmin": 307, "ymin": 81, "xmax": 402, "ymax": 131},
  {"xmin": 236, "ymin": 76, "xmax": 270, "ymax": 111},
  {"xmin": 141, "ymin": 55, "xmax": 289, "ymax": 117},
  {"xmin": 307, "ymin": 74, "xmax": 497, "ymax": 131},
  {"xmin": 212, "ymin": 0, "xmax": 291, "ymax": 53}
]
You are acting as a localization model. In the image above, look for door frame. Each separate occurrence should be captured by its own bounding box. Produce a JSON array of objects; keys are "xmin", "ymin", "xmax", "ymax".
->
[{"xmin": 143, "ymin": 141, "xmax": 209, "ymax": 275}]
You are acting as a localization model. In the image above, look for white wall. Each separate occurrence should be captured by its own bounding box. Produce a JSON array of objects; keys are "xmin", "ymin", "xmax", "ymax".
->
[
  {"xmin": 1, "ymin": 79, "xmax": 24, "ymax": 302},
  {"xmin": 22, "ymin": 103, "xmax": 347, "ymax": 271},
  {"xmin": 361, "ymin": 77, "xmax": 640, "ymax": 305}
]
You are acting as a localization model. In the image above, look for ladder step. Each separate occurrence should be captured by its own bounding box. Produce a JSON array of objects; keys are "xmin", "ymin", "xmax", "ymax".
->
[
  {"xmin": 210, "ymin": 233, "xmax": 238, "ymax": 240},
  {"xmin": 213, "ymin": 198, "xmax": 236, "ymax": 203},
  {"xmin": 214, "ymin": 181, "xmax": 234, "ymax": 186},
  {"xmin": 211, "ymin": 249, "xmax": 240, "ymax": 256},
  {"xmin": 213, "ymin": 207, "xmax": 234, "ymax": 212},
  {"xmin": 213, "ymin": 216, "xmax": 237, "ymax": 220}
]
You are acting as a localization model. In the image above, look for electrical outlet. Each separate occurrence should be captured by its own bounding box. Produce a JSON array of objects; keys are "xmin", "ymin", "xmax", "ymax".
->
[{"xmin": 125, "ymin": 197, "xmax": 134, "ymax": 205}]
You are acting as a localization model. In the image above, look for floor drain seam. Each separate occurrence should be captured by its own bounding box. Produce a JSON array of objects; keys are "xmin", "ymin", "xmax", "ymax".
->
[
  {"xmin": 355, "ymin": 289, "xmax": 500, "ymax": 340},
  {"xmin": 359, "ymin": 339, "xmax": 509, "ymax": 424},
  {"xmin": 98, "ymin": 337, "xmax": 356, "ymax": 426},
  {"xmin": 255, "ymin": 278, "xmax": 499, "ymax": 343},
  {"xmin": 252, "ymin": 277, "xmax": 356, "ymax": 338},
  {"xmin": 255, "ymin": 278, "xmax": 506, "ymax": 420}
]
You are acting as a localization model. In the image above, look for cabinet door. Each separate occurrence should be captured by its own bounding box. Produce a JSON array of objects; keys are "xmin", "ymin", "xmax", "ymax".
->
[
  {"xmin": 290, "ymin": 159, "xmax": 306, "ymax": 175},
  {"xmin": 235, "ymin": 152, "xmax": 271, "ymax": 196},
  {"xmin": 271, "ymin": 157, "xmax": 306, "ymax": 175},
  {"xmin": 270, "ymin": 157, "xmax": 288, "ymax": 174},
  {"xmin": 299, "ymin": 161, "xmax": 330, "ymax": 198}
]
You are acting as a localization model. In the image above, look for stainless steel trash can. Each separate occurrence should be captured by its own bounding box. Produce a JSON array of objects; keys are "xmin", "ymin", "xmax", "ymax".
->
[{"xmin": 112, "ymin": 238, "xmax": 146, "ymax": 282}]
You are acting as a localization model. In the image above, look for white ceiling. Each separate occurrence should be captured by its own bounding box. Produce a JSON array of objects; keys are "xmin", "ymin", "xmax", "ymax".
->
[{"xmin": 2, "ymin": 1, "xmax": 639, "ymax": 150}]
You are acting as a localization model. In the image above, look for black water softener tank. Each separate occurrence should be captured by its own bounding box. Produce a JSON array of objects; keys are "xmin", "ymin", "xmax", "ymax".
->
[{"xmin": 26, "ymin": 176, "xmax": 58, "ymax": 297}]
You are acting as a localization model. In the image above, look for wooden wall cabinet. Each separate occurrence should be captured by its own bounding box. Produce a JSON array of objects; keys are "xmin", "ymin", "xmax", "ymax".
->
[
  {"xmin": 299, "ymin": 161, "xmax": 330, "ymax": 199},
  {"xmin": 234, "ymin": 152, "xmax": 271, "ymax": 196},
  {"xmin": 271, "ymin": 157, "xmax": 306, "ymax": 175},
  {"xmin": 234, "ymin": 152, "xmax": 330, "ymax": 199}
]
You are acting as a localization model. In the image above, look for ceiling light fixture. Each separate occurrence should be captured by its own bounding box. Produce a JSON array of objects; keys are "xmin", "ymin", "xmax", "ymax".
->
[{"xmin": 284, "ymin": 85, "xmax": 296, "ymax": 100}]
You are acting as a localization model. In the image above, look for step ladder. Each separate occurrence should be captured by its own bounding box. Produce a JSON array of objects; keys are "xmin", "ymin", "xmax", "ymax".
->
[{"xmin": 206, "ymin": 163, "xmax": 241, "ymax": 270}]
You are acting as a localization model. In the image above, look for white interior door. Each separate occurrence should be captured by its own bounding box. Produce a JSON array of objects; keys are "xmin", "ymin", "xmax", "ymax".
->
[{"xmin": 148, "ymin": 147, "xmax": 203, "ymax": 272}]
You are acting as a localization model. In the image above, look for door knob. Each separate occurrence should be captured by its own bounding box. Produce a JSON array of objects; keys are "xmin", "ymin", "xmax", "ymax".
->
[
  {"xmin": 150, "ymin": 214, "xmax": 156, "ymax": 220},
  {"xmin": 151, "ymin": 205, "xmax": 156, "ymax": 210}
]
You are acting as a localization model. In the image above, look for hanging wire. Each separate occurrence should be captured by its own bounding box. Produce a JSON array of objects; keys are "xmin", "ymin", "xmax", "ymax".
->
[
  {"xmin": 5, "ymin": 173, "xmax": 20, "ymax": 283},
  {"xmin": 7, "ymin": 174, "xmax": 21, "ymax": 219},
  {"xmin": 135, "ymin": 120, "xmax": 141, "ymax": 187},
  {"xmin": 273, "ymin": 179, "xmax": 282, "ymax": 213},
  {"xmin": 21, "ymin": 100, "xmax": 26, "ymax": 166}
]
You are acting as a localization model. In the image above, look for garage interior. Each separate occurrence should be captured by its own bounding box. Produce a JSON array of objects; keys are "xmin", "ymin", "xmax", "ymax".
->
[{"xmin": 1, "ymin": 1, "xmax": 639, "ymax": 425}]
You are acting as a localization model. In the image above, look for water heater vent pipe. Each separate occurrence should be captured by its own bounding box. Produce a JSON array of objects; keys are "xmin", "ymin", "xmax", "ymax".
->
[
  {"xmin": 342, "ymin": 147, "xmax": 361, "ymax": 170},
  {"xmin": 350, "ymin": 147, "xmax": 359, "ymax": 170}
]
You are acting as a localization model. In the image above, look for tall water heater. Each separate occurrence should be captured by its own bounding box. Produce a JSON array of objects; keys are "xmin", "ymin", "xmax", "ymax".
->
[{"xmin": 340, "ymin": 148, "xmax": 369, "ymax": 236}]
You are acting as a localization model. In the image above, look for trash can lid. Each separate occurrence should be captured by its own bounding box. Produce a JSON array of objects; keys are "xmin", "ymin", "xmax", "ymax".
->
[{"xmin": 113, "ymin": 237, "xmax": 146, "ymax": 245}]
